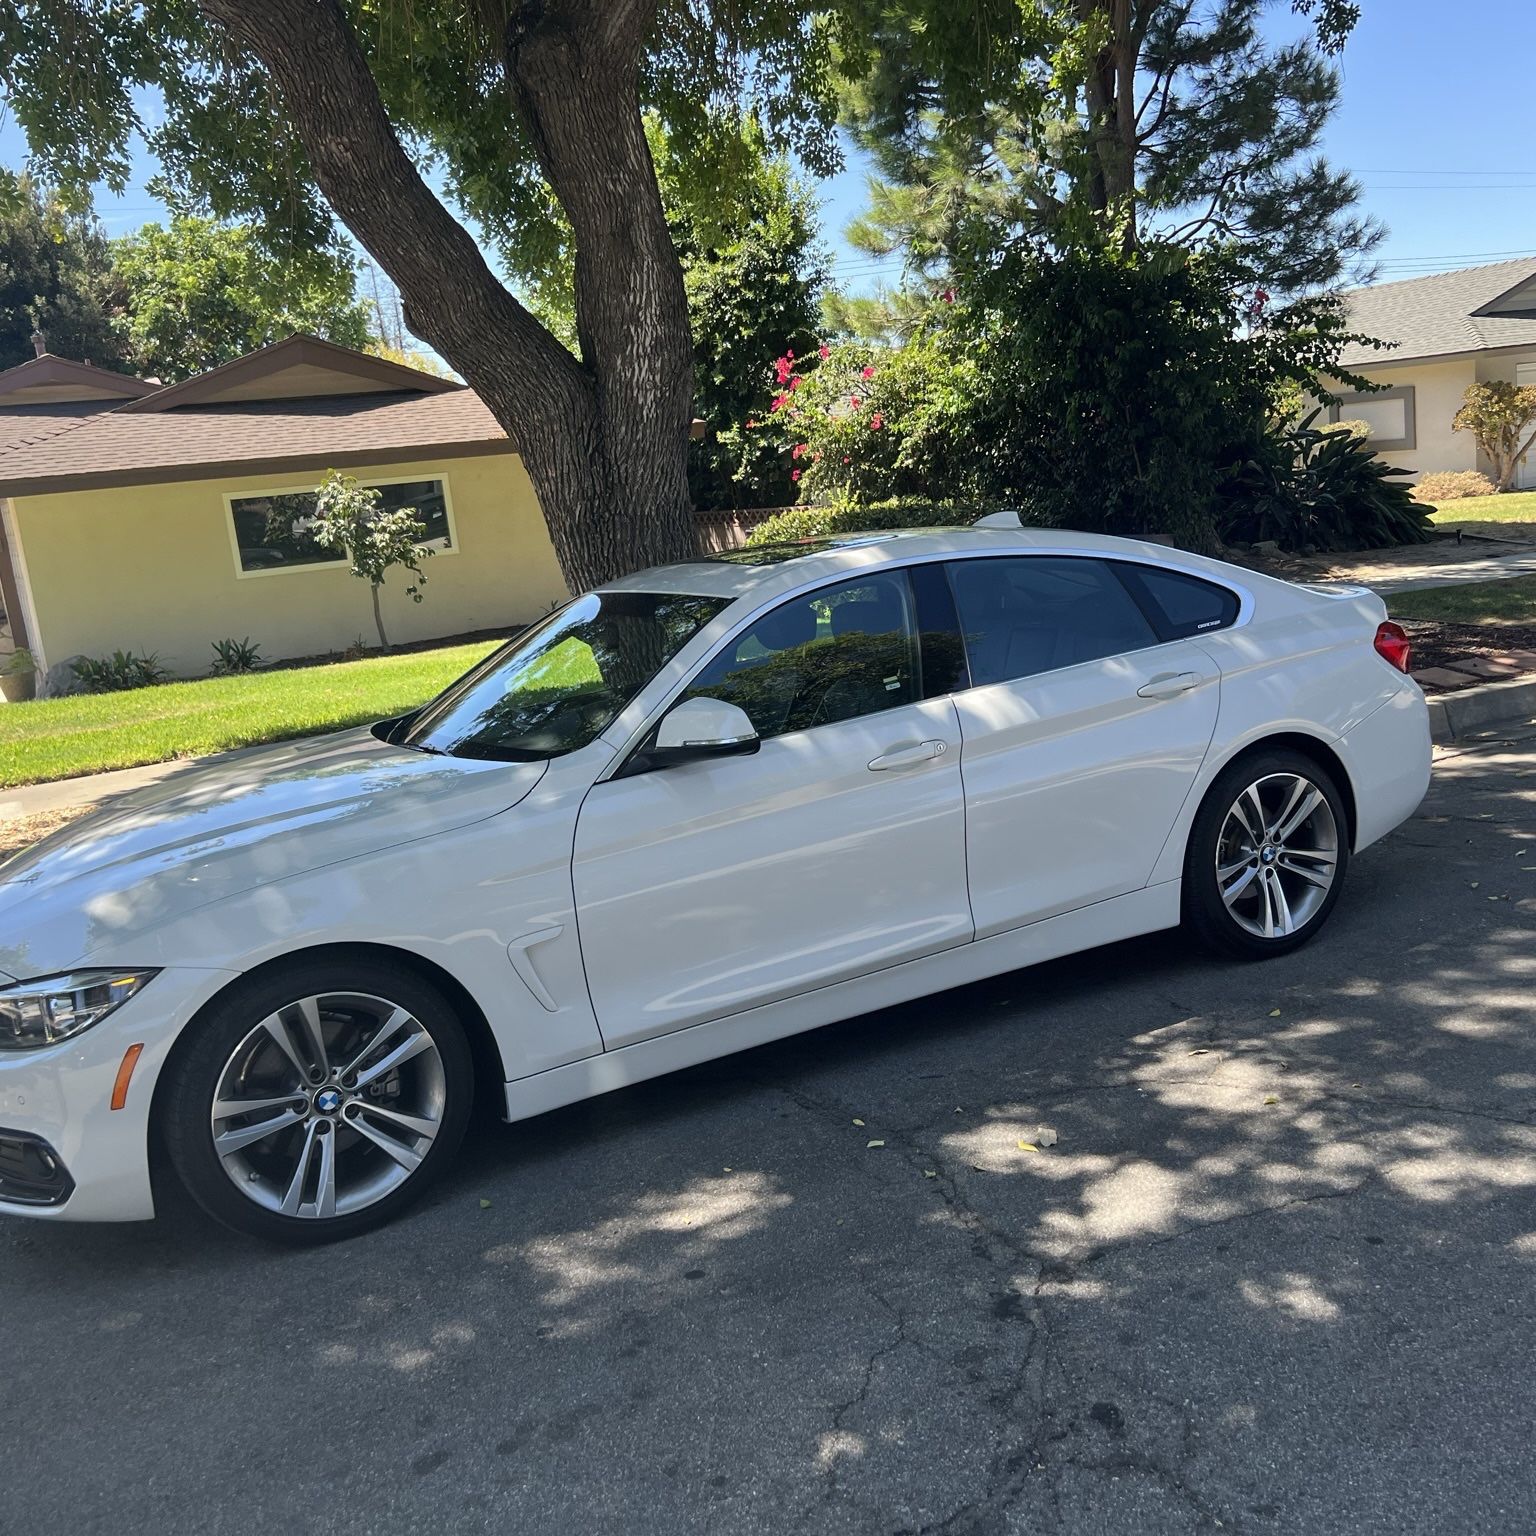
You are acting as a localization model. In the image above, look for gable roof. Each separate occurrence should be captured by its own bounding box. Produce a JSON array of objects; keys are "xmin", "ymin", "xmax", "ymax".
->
[
  {"xmin": 1338, "ymin": 257, "xmax": 1536, "ymax": 368},
  {"xmin": 0, "ymin": 353, "xmax": 160, "ymax": 407},
  {"xmin": 117, "ymin": 333, "xmax": 459, "ymax": 413}
]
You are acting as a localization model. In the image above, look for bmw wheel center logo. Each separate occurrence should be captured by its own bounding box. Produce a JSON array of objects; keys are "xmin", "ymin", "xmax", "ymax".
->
[{"xmin": 315, "ymin": 1089, "xmax": 343, "ymax": 1113}]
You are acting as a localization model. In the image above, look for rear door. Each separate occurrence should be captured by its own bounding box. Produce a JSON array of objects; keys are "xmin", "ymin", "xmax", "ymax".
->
[{"xmin": 945, "ymin": 555, "xmax": 1226, "ymax": 937}]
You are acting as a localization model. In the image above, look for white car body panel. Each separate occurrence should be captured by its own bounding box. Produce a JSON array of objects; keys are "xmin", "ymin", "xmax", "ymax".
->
[
  {"xmin": 573, "ymin": 696, "xmax": 972, "ymax": 1045},
  {"xmin": 0, "ymin": 525, "xmax": 1431, "ymax": 1223},
  {"xmin": 953, "ymin": 638, "xmax": 1220, "ymax": 935}
]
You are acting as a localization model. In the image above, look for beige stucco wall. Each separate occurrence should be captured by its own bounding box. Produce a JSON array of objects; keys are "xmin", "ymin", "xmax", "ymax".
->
[
  {"xmin": 1338, "ymin": 358, "xmax": 1479, "ymax": 483},
  {"xmin": 10, "ymin": 451, "xmax": 569, "ymax": 679}
]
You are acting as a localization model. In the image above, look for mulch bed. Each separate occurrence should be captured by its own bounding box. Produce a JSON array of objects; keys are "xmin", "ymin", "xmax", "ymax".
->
[{"xmin": 1399, "ymin": 620, "xmax": 1536, "ymax": 676}]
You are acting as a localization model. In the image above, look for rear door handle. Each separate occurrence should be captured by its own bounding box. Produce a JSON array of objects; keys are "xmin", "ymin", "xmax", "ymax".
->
[
  {"xmin": 868, "ymin": 739, "xmax": 948, "ymax": 771},
  {"xmin": 1136, "ymin": 671, "xmax": 1203, "ymax": 701}
]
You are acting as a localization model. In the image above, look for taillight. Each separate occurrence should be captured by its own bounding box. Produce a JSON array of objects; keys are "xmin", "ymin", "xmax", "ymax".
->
[{"xmin": 1374, "ymin": 620, "xmax": 1411, "ymax": 673}]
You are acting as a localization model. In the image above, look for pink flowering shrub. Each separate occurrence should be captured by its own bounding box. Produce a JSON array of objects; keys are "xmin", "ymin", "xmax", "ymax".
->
[{"xmin": 752, "ymin": 333, "xmax": 980, "ymax": 505}]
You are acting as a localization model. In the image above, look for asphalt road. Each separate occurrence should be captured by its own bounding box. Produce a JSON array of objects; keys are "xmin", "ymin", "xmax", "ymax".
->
[{"xmin": 5, "ymin": 726, "xmax": 1535, "ymax": 1536}]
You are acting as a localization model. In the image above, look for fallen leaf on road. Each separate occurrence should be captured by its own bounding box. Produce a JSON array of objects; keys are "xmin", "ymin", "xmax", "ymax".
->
[
  {"xmin": 1017, "ymin": 1140, "xmax": 1040, "ymax": 1153},
  {"xmin": 479, "ymin": 1198, "xmax": 492, "ymax": 1210},
  {"xmin": 1187, "ymin": 1047, "xmax": 1210, "ymax": 1055},
  {"xmin": 923, "ymin": 1170, "xmax": 938, "ymax": 1178},
  {"xmin": 852, "ymin": 1118, "xmax": 865, "ymax": 1126},
  {"xmin": 723, "ymin": 1167, "xmax": 733, "ymax": 1173},
  {"xmin": 1470, "ymin": 881, "xmax": 1480, "ymax": 889},
  {"xmin": 1263, "ymin": 1095, "xmax": 1279, "ymax": 1106},
  {"xmin": 1268, "ymin": 1009, "xmax": 1281, "ymax": 1017},
  {"xmin": 866, "ymin": 1139, "xmax": 885, "ymax": 1149}
]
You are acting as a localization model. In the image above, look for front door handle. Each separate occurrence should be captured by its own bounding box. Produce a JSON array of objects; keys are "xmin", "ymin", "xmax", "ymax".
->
[
  {"xmin": 868, "ymin": 739, "xmax": 948, "ymax": 772},
  {"xmin": 1136, "ymin": 671, "xmax": 1203, "ymax": 701}
]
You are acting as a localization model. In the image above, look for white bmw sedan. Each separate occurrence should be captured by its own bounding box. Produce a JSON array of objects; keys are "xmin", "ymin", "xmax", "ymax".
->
[{"xmin": 0, "ymin": 525, "xmax": 1430, "ymax": 1242}]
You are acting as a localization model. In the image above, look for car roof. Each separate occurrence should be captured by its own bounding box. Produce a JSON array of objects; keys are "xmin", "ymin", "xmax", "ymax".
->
[{"xmin": 597, "ymin": 525, "xmax": 1257, "ymax": 604}]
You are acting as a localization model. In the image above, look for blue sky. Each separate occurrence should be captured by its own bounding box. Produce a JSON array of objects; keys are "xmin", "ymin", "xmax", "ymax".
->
[{"xmin": 3, "ymin": 0, "xmax": 1532, "ymax": 306}]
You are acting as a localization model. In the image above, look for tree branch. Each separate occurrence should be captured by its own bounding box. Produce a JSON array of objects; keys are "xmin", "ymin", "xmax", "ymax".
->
[{"xmin": 196, "ymin": 0, "xmax": 587, "ymax": 421}]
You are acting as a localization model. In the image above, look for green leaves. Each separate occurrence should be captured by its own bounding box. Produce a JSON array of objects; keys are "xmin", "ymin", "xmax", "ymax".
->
[{"xmin": 109, "ymin": 217, "xmax": 373, "ymax": 381}]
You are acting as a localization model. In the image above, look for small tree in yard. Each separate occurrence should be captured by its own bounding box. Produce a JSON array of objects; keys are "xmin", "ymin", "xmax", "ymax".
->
[
  {"xmin": 313, "ymin": 472, "xmax": 433, "ymax": 649},
  {"xmin": 1453, "ymin": 382, "xmax": 1536, "ymax": 492}
]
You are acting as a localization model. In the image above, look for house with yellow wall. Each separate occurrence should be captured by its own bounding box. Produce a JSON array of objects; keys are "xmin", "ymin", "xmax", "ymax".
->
[
  {"xmin": 0, "ymin": 334, "xmax": 571, "ymax": 693},
  {"xmin": 1327, "ymin": 257, "xmax": 1536, "ymax": 487}
]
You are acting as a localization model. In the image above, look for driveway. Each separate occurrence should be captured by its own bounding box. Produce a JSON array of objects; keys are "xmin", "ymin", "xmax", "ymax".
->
[{"xmin": 4, "ymin": 727, "xmax": 1534, "ymax": 1535}]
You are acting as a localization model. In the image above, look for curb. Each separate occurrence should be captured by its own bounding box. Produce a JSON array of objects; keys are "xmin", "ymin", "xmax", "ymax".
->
[{"xmin": 1426, "ymin": 674, "xmax": 1536, "ymax": 744}]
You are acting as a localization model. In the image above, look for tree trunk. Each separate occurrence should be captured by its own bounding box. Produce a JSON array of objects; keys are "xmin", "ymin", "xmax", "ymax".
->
[
  {"xmin": 371, "ymin": 582, "xmax": 388, "ymax": 648},
  {"xmin": 196, "ymin": 0, "xmax": 699, "ymax": 594}
]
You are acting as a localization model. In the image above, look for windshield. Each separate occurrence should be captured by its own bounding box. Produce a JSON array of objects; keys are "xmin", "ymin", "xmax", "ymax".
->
[{"xmin": 400, "ymin": 590, "xmax": 730, "ymax": 761}]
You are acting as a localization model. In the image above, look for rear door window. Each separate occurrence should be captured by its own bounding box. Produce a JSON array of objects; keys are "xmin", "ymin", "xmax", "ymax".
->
[{"xmin": 946, "ymin": 557, "xmax": 1160, "ymax": 687}]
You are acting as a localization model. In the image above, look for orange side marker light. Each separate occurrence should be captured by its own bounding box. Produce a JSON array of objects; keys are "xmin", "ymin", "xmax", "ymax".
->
[{"xmin": 111, "ymin": 1043, "xmax": 146, "ymax": 1111}]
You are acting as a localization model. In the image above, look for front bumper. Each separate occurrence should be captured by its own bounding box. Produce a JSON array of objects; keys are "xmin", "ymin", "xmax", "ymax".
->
[{"xmin": 0, "ymin": 966, "xmax": 235, "ymax": 1222}]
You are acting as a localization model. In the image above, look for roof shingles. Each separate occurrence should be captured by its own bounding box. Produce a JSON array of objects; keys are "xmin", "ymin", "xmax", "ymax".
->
[
  {"xmin": 1338, "ymin": 257, "xmax": 1536, "ymax": 368},
  {"xmin": 0, "ymin": 389, "xmax": 513, "ymax": 496}
]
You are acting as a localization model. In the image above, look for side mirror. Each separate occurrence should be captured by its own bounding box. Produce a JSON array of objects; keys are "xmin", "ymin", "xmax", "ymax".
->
[{"xmin": 642, "ymin": 696, "xmax": 759, "ymax": 770}]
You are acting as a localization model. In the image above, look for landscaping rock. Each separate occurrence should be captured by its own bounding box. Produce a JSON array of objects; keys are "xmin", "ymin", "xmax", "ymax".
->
[
  {"xmin": 1251, "ymin": 539, "xmax": 1281, "ymax": 556},
  {"xmin": 41, "ymin": 657, "xmax": 88, "ymax": 699}
]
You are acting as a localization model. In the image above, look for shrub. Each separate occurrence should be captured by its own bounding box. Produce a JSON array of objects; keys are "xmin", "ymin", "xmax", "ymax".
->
[
  {"xmin": 955, "ymin": 243, "xmax": 1374, "ymax": 552},
  {"xmin": 1452, "ymin": 381, "xmax": 1536, "ymax": 491},
  {"xmin": 210, "ymin": 636, "xmax": 263, "ymax": 674},
  {"xmin": 1219, "ymin": 411, "xmax": 1433, "ymax": 552},
  {"xmin": 1412, "ymin": 470, "xmax": 1497, "ymax": 503},
  {"xmin": 1325, "ymin": 419, "xmax": 1372, "ymax": 441},
  {"xmin": 766, "ymin": 332, "xmax": 986, "ymax": 507},
  {"xmin": 746, "ymin": 498, "xmax": 999, "ymax": 547},
  {"xmin": 70, "ymin": 649, "xmax": 170, "ymax": 693}
]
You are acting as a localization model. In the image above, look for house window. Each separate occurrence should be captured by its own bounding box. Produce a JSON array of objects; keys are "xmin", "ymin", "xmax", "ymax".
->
[
  {"xmin": 1328, "ymin": 386, "xmax": 1416, "ymax": 452},
  {"xmin": 227, "ymin": 477, "xmax": 453, "ymax": 574}
]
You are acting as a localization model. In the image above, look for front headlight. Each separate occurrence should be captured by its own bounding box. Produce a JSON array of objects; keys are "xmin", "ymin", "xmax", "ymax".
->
[{"xmin": 0, "ymin": 970, "xmax": 158, "ymax": 1051}]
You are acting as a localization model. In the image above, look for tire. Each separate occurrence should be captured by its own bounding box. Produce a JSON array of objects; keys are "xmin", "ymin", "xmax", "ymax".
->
[
  {"xmin": 161, "ymin": 957, "xmax": 473, "ymax": 1244},
  {"xmin": 1182, "ymin": 747, "xmax": 1351, "ymax": 960}
]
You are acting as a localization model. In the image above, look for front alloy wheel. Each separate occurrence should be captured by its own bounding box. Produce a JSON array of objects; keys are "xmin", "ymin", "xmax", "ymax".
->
[
  {"xmin": 163, "ymin": 961, "xmax": 472, "ymax": 1243},
  {"xmin": 1184, "ymin": 750, "xmax": 1350, "ymax": 959}
]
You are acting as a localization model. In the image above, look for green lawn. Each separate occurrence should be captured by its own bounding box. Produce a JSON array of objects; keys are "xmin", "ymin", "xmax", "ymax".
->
[
  {"xmin": 1426, "ymin": 489, "xmax": 1536, "ymax": 525},
  {"xmin": 1388, "ymin": 574, "xmax": 1536, "ymax": 627},
  {"xmin": 0, "ymin": 640, "xmax": 500, "ymax": 789}
]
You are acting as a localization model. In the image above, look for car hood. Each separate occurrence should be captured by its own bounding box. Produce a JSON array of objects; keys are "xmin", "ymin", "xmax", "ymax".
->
[{"xmin": 0, "ymin": 728, "xmax": 546, "ymax": 979}]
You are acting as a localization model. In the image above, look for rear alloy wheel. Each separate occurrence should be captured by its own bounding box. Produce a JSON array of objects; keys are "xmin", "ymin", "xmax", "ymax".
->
[
  {"xmin": 1184, "ymin": 751, "xmax": 1350, "ymax": 959},
  {"xmin": 162, "ymin": 960, "xmax": 472, "ymax": 1243}
]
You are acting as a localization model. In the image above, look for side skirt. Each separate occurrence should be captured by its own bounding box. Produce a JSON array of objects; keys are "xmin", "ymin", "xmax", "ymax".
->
[{"xmin": 504, "ymin": 881, "xmax": 1181, "ymax": 1124}]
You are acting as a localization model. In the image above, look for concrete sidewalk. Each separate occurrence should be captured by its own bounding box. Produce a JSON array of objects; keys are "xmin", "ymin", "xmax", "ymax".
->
[{"xmin": 1359, "ymin": 545, "xmax": 1536, "ymax": 595}]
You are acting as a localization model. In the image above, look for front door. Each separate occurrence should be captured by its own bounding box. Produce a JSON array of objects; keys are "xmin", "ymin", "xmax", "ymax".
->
[
  {"xmin": 944, "ymin": 554, "xmax": 1223, "ymax": 937},
  {"xmin": 572, "ymin": 571, "xmax": 973, "ymax": 1047}
]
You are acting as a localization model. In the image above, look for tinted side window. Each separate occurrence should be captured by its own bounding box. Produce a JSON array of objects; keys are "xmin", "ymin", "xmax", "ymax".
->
[
  {"xmin": 1117, "ymin": 564, "xmax": 1239, "ymax": 639},
  {"xmin": 682, "ymin": 572, "xmax": 919, "ymax": 740},
  {"xmin": 948, "ymin": 557, "xmax": 1159, "ymax": 687}
]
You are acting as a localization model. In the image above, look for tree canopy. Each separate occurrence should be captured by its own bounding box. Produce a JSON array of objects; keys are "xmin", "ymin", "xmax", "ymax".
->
[
  {"xmin": 841, "ymin": 0, "xmax": 1377, "ymax": 294},
  {"xmin": 110, "ymin": 217, "xmax": 375, "ymax": 381},
  {"xmin": 0, "ymin": 173, "xmax": 126, "ymax": 372}
]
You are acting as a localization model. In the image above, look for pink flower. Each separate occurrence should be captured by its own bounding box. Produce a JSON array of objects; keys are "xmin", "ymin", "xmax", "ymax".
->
[
  {"xmin": 745, "ymin": 418, "xmax": 759, "ymax": 429},
  {"xmin": 861, "ymin": 365, "xmax": 875, "ymax": 381},
  {"xmin": 792, "ymin": 443, "xmax": 807, "ymax": 459},
  {"xmin": 774, "ymin": 353, "xmax": 794, "ymax": 385},
  {"xmin": 791, "ymin": 468, "xmax": 802, "ymax": 483},
  {"xmin": 789, "ymin": 375, "xmax": 801, "ymax": 391},
  {"xmin": 818, "ymin": 344, "xmax": 830, "ymax": 360},
  {"xmin": 869, "ymin": 413, "xmax": 883, "ymax": 431},
  {"xmin": 771, "ymin": 392, "xmax": 791, "ymax": 413},
  {"xmin": 941, "ymin": 287, "xmax": 955, "ymax": 304},
  {"xmin": 849, "ymin": 395, "xmax": 861, "ymax": 409},
  {"xmin": 842, "ymin": 455, "xmax": 851, "ymax": 464}
]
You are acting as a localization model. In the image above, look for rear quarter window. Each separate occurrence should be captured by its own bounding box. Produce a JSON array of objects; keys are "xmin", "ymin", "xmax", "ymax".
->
[{"xmin": 1116, "ymin": 563, "xmax": 1240, "ymax": 641}]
